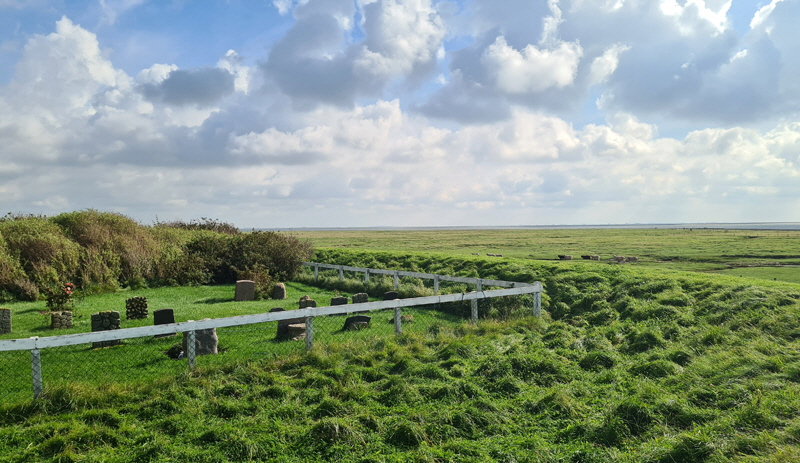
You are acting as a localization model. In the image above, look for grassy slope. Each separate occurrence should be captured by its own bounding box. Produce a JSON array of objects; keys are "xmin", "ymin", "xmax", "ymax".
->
[{"xmin": 3, "ymin": 245, "xmax": 800, "ymax": 461}]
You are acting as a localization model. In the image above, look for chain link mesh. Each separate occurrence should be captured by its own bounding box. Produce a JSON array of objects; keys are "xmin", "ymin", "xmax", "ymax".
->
[{"xmin": 0, "ymin": 278, "xmax": 536, "ymax": 405}]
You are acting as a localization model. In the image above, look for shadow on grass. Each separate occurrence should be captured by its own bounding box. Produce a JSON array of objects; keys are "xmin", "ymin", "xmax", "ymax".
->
[{"xmin": 194, "ymin": 297, "xmax": 234, "ymax": 304}]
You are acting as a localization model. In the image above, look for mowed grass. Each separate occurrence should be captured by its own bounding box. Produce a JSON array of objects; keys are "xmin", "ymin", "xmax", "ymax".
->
[
  {"xmin": 295, "ymin": 227, "xmax": 800, "ymax": 282},
  {"xmin": 1, "ymin": 282, "xmax": 468, "ymax": 405}
]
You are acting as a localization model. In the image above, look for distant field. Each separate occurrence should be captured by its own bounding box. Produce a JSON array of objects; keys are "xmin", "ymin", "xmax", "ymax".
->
[{"xmin": 294, "ymin": 227, "xmax": 800, "ymax": 282}]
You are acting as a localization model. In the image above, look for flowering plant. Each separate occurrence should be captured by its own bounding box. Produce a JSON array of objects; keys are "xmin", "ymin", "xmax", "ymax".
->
[{"xmin": 45, "ymin": 282, "xmax": 76, "ymax": 312}]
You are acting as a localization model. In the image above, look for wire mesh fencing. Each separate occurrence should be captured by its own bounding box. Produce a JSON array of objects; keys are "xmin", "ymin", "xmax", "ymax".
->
[{"xmin": 1, "ymin": 271, "xmax": 541, "ymax": 405}]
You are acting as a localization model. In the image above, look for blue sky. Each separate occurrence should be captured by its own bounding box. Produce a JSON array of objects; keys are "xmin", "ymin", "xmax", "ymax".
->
[{"xmin": 1, "ymin": 0, "xmax": 799, "ymax": 228}]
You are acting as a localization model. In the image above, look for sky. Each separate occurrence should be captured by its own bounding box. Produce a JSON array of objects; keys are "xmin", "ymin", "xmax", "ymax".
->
[{"xmin": 1, "ymin": 0, "xmax": 799, "ymax": 228}]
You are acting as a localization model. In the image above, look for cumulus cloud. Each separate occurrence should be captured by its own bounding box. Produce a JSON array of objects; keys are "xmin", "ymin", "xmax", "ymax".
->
[
  {"xmin": 1, "ymin": 4, "xmax": 799, "ymax": 227},
  {"xmin": 138, "ymin": 67, "xmax": 235, "ymax": 107},
  {"xmin": 263, "ymin": 0, "xmax": 445, "ymax": 109}
]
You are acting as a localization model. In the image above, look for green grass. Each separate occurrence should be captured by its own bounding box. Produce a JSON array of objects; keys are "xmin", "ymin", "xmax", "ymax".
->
[
  {"xmin": 4, "ymin": 235, "xmax": 800, "ymax": 461},
  {"xmin": 295, "ymin": 228, "xmax": 800, "ymax": 281}
]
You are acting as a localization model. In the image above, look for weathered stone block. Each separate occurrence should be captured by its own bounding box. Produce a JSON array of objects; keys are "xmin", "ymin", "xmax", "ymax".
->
[
  {"xmin": 235, "ymin": 280, "xmax": 255, "ymax": 301},
  {"xmin": 272, "ymin": 283, "xmax": 287, "ymax": 300},
  {"xmin": 126, "ymin": 296, "xmax": 148, "ymax": 320},
  {"xmin": 50, "ymin": 311, "xmax": 73, "ymax": 330},
  {"xmin": 0, "ymin": 308, "xmax": 10, "ymax": 334},
  {"xmin": 330, "ymin": 296, "xmax": 348, "ymax": 306},
  {"xmin": 383, "ymin": 291, "xmax": 399, "ymax": 301},
  {"xmin": 343, "ymin": 315, "xmax": 371, "ymax": 331},
  {"xmin": 183, "ymin": 319, "xmax": 218, "ymax": 355},
  {"xmin": 91, "ymin": 311, "xmax": 121, "ymax": 348},
  {"xmin": 153, "ymin": 308, "xmax": 176, "ymax": 338},
  {"xmin": 352, "ymin": 293, "xmax": 369, "ymax": 304}
]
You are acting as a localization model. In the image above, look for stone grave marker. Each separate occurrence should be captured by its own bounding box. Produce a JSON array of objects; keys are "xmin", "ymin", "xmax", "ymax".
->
[
  {"xmin": 0, "ymin": 308, "xmax": 11, "ymax": 334},
  {"xmin": 383, "ymin": 291, "xmax": 399, "ymax": 300},
  {"xmin": 343, "ymin": 315, "xmax": 371, "ymax": 331},
  {"xmin": 330, "ymin": 296, "xmax": 348, "ymax": 306},
  {"xmin": 50, "ymin": 311, "xmax": 73, "ymax": 329},
  {"xmin": 153, "ymin": 308, "xmax": 176, "ymax": 338},
  {"xmin": 272, "ymin": 283, "xmax": 287, "ymax": 300},
  {"xmin": 91, "ymin": 311, "xmax": 121, "ymax": 348},
  {"xmin": 352, "ymin": 293, "xmax": 369, "ymax": 304},
  {"xmin": 182, "ymin": 318, "xmax": 218, "ymax": 355},
  {"xmin": 235, "ymin": 280, "xmax": 255, "ymax": 301},
  {"xmin": 126, "ymin": 296, "xmax": 148, "ymax": 319}
]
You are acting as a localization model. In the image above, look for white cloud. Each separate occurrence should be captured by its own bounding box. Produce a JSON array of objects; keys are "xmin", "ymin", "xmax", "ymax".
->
[
  {"xmin": 481, "ymin": 36, "xmax": 582, "ymax": 93},
  {"xmin": 1, "ymin": 5, "xmax": 799, "ymax": 227}
]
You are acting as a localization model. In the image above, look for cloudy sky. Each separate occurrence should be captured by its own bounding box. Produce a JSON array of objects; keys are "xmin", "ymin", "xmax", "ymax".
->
[{"xmin": 1, "ymin": 0, "xmax": 799, "ymax": 228}]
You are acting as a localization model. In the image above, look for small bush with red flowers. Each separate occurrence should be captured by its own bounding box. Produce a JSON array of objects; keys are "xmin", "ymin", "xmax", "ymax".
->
[{"xmin": 45, "ymin": 282, "xmax": 76, "ymax": 312}]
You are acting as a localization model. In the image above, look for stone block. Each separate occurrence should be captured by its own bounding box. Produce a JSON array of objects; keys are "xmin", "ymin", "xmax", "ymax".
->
[
  {"xmin": 383, "ymin": 291, "xmax": 399, "ymax": 301},
  {"xmin": 183, "ymin": 319, "xmax": 218, "ymax": 355},
  {"xmin": 330, "ymin": 296, "xmax": 348, "ymax": 306},
  {"xmin": 153, "ymin": 308, "xmax": 176, "ymax": 338},
  {"xmin": 235, "ymin": 280, "xmax": 255, "ymax": 301},
  {"xmin": 126, "ymin": 296, "xmax": 148, "ymax": 319},
  {"xmin": 272, "ymin": 283, "xmax": 287, "ymax": 300},
  {"xmin": 50, "ymin": 311, "xmax": 73, "ymax": 329},
  {"xmin": 343, "ymin": 315, "xmax": 371, "ymax": 331},
  {"xmin": 91, "ymin": 311, "xmax": 121, "ymax": 348},
  {"xmin": 352, "ymin": 293, "xmax": 369, "ymax": 304},
  {"xmin": 0, "ymin": 308, "xmax": 10, "ymax": 334}
]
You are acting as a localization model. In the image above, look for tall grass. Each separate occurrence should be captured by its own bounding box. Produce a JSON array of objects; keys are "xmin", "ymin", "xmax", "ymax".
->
[{"xmin": 0, "ymin": 210, "xmax": 313, "ymax": 301}]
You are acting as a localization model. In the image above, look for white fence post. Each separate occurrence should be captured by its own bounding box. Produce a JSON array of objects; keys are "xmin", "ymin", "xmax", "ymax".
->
[
  {"xmin": 338, "ymin": 266, "xmax": 344, "ymax": 281},
  {"xmin": 305, "ymin": 316, "xmax": 314, "ymax": 351},
  {"xmin": 534, "ymin": 291, "xmax": 541, "ymax": 317},
  {"xmin": 434, "ymin": 275, "xmax": 440, "ymax": 294},
  {"xmin": 394, "ymin": 271, "xmax": 399, "ymax": 289},
  {"xmin": 471, "ymin": 300, "xmax": 478, "ymax": 324},
  {"xmin": 30, "ymin": 337, "xmax": 42, "ymax": 399},
  {"xmin": 394, "ymin": 307, "xmax": 402, "ymax": 334},
  {"xmin": 476, "ymin": 279, "xmax": 483, "ymax": 291},
  {"xmin": 314, "ymin": 264, "xmax": 319, "ymax": 281},
  {"xmin": 364, "ymin": 269, "xmax": 370, "ymax": 283},
  {"xmin": 186, "ymin": 328, "xmax": 196, "ymax": 369}
]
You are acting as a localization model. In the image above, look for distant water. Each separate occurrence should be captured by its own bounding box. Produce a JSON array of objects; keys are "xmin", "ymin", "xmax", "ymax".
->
[{"xmin": 267, "ymin": 222, "xmax": 800, "ymax": 232}]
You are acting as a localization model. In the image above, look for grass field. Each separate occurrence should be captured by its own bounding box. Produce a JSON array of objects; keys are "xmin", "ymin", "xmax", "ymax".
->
[
  {"xmin": 4, "ymin": 230, "xmax": 800, "ymax": 461},
  {"xmin": 294, "ymin": 227, "xmax": 800, "ymax": 281}
]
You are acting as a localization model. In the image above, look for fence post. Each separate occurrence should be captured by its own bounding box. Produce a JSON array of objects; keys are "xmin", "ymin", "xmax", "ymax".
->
[
  {"xmin": 186, "ymin": 328, "xmax": 196, "ymax": 369},
  {"xmin": 30, "ymin": 337, "xmax": 42, "ymax": 400},
  {"xmin": 338, "ymin": 266, "xmax": 344, "ymax": 281},
  {"xmin": 534, "ymin": 291, "xmax": 541, "ymax": 317},
  {"xmin": 364, "ymin": 269, "xmax": 370, "ymax": 283},
  {"xmin": 476, "ymin": 279, "xmax": 483, "ymax": 292},
  {"xmin": 394, "ymin": 307, "xmax": 402, "ymax": 334},
  {"xmin": 394, "ymin": 271, "xmax": 399, "ymax": 289},
  {"xmin": 471, "ymin": 299, "xmax": 478, "ymax": 324},
  {"xmin": 434, "ymin": 275, "xmax": 440, "ymax": 294},
  {"xmin": 314, "ymin": 264, "xmax": 319, "ymax": 282},
  {"xmin": 305, "ymin": 316, "xmax": 314, "ymax": 351}
]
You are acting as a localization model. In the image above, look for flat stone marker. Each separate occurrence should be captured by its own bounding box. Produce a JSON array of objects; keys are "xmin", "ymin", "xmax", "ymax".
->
[
  {"xmin": 343, "ymin": 315, "xmax": 371, "ymax": 331},
  {"xmin": 153, "ymin": 308, "xmax": 176, "ymax": 338},
  {"xmin": 0, "ymin": 308, "xmax": 10, "ymax": 334},
  {"xmin": 383, "ymin": 291, "xmax": 399, "ymax": 300},
  {"xmin": 272, "ymin": 283, "xmax": 287, "ymax": 300},
  {"xmin": 277, "ymin": 314, "xmax": 306, "ymax": 340},
  {"xmin": 91, "ymin": 311, "xmax": 121, "ymax": 348},
  {"xmin": 352, "ymin": 293, "xmax": 369, "ymax": 304},
  {"xmin": 235, "ymin": 280, "xmax": 255, "ymax": 301},
  {"xmin": 330, "ymin": 296, "xmax": 348, "ymax": 306},
  {"xmin": 183, "ymin": 318, "xmax": 218, "ymax": 355}
]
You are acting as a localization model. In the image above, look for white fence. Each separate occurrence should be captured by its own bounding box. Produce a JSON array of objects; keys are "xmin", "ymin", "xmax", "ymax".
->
[{"xmin": 1, "ymin": 266, "xmax": 542, "ymax": 401}]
